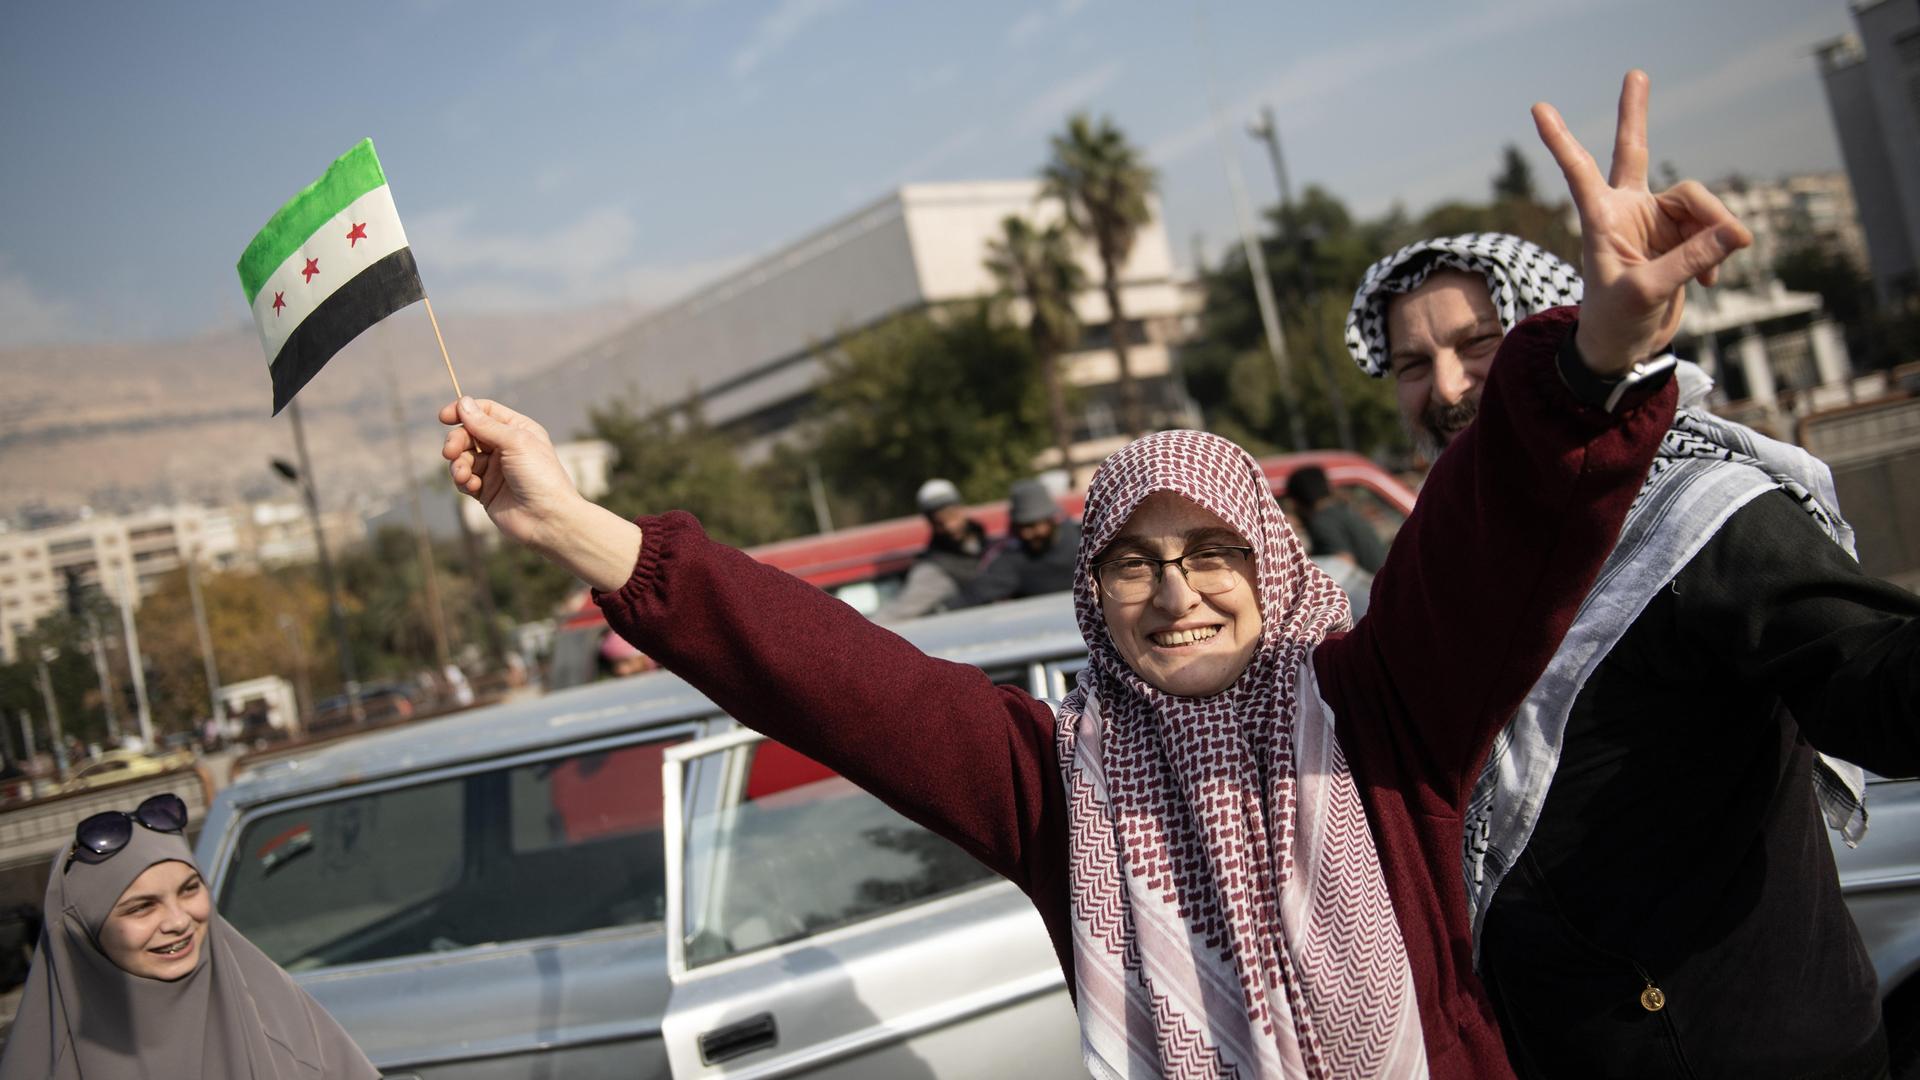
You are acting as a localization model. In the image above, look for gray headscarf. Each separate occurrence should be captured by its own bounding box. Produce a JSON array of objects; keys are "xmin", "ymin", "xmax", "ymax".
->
[{"xmin": 0, "ymin": 813, "xmax": 379, "ymax": 1079}]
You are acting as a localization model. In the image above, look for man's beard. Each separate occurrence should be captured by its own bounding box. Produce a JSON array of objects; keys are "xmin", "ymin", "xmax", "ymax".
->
[{"xmin": 1412, "ymin": 398, "xmax": 1479, "ymax": 461}]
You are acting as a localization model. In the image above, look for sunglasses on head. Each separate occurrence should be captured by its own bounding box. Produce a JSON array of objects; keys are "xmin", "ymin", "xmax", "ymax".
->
[{"xmin": 64, "ymin": 793, "xmax": 189, "ymax": 873}]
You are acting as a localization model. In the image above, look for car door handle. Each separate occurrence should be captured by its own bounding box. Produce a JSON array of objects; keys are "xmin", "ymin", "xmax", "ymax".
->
[{"xmin": 699, "ymin": 1012, "xmax": 778, "ymax": 1064}]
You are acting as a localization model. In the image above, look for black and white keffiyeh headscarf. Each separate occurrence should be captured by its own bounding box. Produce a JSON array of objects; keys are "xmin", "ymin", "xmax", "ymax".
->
[
  {"xmin": 1342, "ymin": 233, "xmax": 1870, "ymax": 964},
  {"xmin": 1344, "ymin": 233, "xmax": 1582, "ymax": 378}
]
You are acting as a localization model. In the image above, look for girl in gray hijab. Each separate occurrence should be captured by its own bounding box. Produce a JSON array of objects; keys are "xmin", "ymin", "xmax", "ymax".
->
[{"xmin": 0, "ymin": 794, "xmax": 379, "ymax": 1079}]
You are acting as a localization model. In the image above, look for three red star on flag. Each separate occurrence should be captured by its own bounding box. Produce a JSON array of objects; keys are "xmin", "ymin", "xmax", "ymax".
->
[
  {"xmin": 301, "ymin": 258, "xmax": 320, "ymax": 283},
  {"xmin": 346, "ymin": 222, "xmax": 367, "ymax": 247}
]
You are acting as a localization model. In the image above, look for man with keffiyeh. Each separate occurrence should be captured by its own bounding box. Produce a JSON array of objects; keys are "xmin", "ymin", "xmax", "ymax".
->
[{"xmin": 1346, "ymin": 242, "xmax": 1920, "ymax": 1073}]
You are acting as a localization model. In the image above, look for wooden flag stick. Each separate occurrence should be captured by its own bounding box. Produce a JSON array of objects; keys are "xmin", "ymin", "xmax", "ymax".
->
[{"xmin": 424, "ymin": 296, "xmax": 462, "ymax": 399}]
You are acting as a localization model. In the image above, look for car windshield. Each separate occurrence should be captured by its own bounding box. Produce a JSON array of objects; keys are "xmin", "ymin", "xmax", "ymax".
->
[
  {"xmin": 220, "ymin": 735, "xmax": 683, "ymax": 970},
  {"xmin": 681, "ymin": 739, "xmax": 995, "ymax": 968}
]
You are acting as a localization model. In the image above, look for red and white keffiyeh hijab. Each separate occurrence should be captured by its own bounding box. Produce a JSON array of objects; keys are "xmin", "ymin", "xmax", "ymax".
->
[{"xmin": 1056, "ymin": 430, "xmax": 1426, "ymax": 1080}]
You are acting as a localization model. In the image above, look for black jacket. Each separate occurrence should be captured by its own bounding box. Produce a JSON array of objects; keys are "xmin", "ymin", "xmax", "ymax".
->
[
  {"xmin": 1481, "ymin": 491, "xmax": 1920, "ymax": 1079},
  {"xmin": 956, "ymin": 520, "xmax": 1082, "ymax": 607}
]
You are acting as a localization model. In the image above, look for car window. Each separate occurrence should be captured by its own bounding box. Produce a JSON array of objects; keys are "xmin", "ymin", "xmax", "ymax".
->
[
  {"xmin": 828, "ymin": 571, "xmax": 907, "ymax": 616},
  {"xmin": 1337, "ymin": 482, "xmax": 1407, "ymax": 547},
  {"xmin": 221, "ymin": 736, "xmax": 682, "ymax": 972},
  {"xmin": 681, "ymin": 739, "xmax": 995, "ymax": 969}
]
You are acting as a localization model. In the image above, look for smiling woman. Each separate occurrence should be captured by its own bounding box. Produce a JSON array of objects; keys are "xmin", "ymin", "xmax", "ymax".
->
[
  {"xmin": 441, "ymin": 72, "xmax": 1750, "ymax": 1080},
  {"xmin": 0, "ymin": 797, "xmax": 378, "ymax": 1080}
]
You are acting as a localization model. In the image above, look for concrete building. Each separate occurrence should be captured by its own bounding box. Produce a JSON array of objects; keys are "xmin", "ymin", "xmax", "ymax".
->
[
  {"xmin": 235, "ymin": 501, "xmax": 368, "ymax": 570},
  {"xmin": 1712, "ymin": 172, "xmax": 1870, "ymax": 289},
  {"xmin": 0, "ymin": 505, "xmax": 240, "ymax": 662},
  {"xmin": 500, "ymin": 181, "xmax": 1194, "ymax": 478},
  {"xmin": 1815, "ymin": 1, "xmax": 1920, "ymax": 305},
  {"xmin": 1676, "ymin": 280, "xmax": 1862, "ymax": 433}
]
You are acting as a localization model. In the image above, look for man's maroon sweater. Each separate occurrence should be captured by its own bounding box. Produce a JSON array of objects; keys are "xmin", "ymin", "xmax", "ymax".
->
[{"xmin": 597, "ymin": 308, "xmax": 1675, "ymax": 1079}]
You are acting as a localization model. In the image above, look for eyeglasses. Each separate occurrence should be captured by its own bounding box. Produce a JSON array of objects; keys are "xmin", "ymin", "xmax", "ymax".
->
[
  {"xmin": 1092, "ymin": 546, "xmax": 1254, "ymax": 603},
  {"xmin": 65, "ymin": 793, "xmax": 189, "ymax": 873}
]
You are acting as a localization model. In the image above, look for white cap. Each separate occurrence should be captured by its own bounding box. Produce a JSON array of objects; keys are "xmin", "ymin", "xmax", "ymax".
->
[{"xmin": 916, "ymin": 478, "xmax": 962, "ymax": 513}]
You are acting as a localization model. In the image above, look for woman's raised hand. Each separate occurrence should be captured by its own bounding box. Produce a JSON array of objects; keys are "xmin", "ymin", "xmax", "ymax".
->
[
  {"xmin": 1532, "ymin": 70, "xmax": 1753, "ymax": 375},
  {"xmin": 440, "ymin": 397, "xmax": 641, "ymax": 591},
  {"xmin": 440, "ymin": 397, "xmax": 575, "ymax": 549}
]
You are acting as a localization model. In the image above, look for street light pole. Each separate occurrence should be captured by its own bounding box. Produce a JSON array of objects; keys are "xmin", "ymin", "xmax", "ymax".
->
[
  {"xmin": 1247, "ymin": 103, "xmax": 1356, "ymax": 451},
  {"xmin": 1247, "ymin": 106, "xmax": 1295, "ymax": 222},
  {"xmin": 282, "ymin": 399, "xmax": 365, "ymax": 726},
  {"xmin": 114, "ymin": 563, "xmax": 156, "ymax": 749},
  {"xmin": 36, "ymin": 650, "xmax": 68, "ymax": 781},
  {"xmin": 183, "ymin": 548, "xmax": 225, "ymax": 737},
  {"xmin": 1193, "ymin": 0, "xmax": 1305, "ymax": 451}
]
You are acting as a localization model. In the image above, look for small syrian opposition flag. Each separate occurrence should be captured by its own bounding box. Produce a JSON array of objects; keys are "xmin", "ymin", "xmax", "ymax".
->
[{"xmin": 237, "ymin": 138, "xmax": 426, "ymax": 414}]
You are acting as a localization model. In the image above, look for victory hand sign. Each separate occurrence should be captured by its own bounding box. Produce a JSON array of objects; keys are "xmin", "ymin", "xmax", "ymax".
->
[{"xmin": 1533, "ymin": 70, "xmax": 1753, "ymax": 375}]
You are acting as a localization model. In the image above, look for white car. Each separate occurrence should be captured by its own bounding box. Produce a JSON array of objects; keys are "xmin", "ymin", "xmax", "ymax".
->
[
  {"xmin": 196, "ymin": 594, "xmax": 1087, "ymax": 1079},
  {"xmin": 193, "ymin": 590, "xmax": 1920, "ymax": 1078}
]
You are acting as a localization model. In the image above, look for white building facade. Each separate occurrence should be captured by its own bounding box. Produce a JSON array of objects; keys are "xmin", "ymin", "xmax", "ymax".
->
[
  {"xmin": 501, "ymin": 181, "xmax": 1194, "ymax": 474},
  {"xmin": 0, "ymin": 505, "xmax": 239, "ymax": 662}
]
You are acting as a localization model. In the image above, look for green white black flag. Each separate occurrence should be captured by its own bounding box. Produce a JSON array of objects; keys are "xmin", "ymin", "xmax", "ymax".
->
[{"xmin": 237, "ymin": 139, "xmax": 426, "ymax": 414}]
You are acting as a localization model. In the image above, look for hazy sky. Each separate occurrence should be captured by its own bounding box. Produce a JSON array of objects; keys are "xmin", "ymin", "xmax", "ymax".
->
[{"xmin": 0, "ymin": 0, "xmax": 1854, "ymax": 348}]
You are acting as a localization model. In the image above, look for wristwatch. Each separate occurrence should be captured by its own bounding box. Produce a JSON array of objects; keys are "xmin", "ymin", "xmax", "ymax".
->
[{"xmin": 1556, "ymin": 325, "xmax": 1677, "ymax": 414}]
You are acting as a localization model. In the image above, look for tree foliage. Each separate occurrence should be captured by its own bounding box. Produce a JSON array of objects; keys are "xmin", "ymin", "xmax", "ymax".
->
[
  {"xmin": 984, "ymin": 213, "xmax": 1084, "ymax": 468},
  {"xmin": 809, "ymin": 304, "xmax": 1053, "ymax": 522},
  {"xmin": 1184, "ymin": 184, "xmax": 1406, "ymax": 454},
  {"xmin": 1773, "ymin": 241, "xmax": 1920, "ymax": 372},
  {"xmin": 587, "ymin": 398, "xmax": 804, "ymax": 548},
  {"xmin": 134, "ymin": 565, "xmax": 337, "ymax": 727},
  {"xmin": 1044, "ymin": 113, "xmax": 1157, "ymax": 436},
  {"xmin": 1491, "ymin": 144, "xmax": 1537, "ymax": 203}
]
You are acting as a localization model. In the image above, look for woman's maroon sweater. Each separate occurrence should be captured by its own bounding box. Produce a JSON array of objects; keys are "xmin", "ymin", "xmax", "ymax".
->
[{"xmin": 597, "ymin": 308, "xmax": 1675, "ymax": 1079}]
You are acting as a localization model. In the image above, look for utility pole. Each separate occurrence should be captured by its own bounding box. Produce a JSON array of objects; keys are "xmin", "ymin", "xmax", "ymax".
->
[
  {"xmin": 281, "ymin": 399, "xmax": 364, "ymax": 726},
  {"xmin": 65, "ymin": 567, "xmax": 122, "ymax": 743},
  {"xmin": 1247, "ymin": 106, "xmax": 1295, "ymax": 222},
  {"xmin": 183, "ymin": 548, "xmax": 225, "ymax": 737},
  {"xmin": 35, "ymin": 650, "xmax": 68, "ymax": 781},
  {"xmin": 452, "ymin": 496, "xmax": 508, "ymax": 668},
  {"xmin": 1194, "ymin": 1, "xmax": 1305, "ymax": 450},
  {"xmin": 85, "ymin": 614, "xmax": 121, "ymax": 744},
  {"xmin": 114, "ymin": 564, "xmax": 156, "ymax": 749},
  {"xmin": 276, "ymin": 612, "xmax": 312, "ymax": 735},
  {"xmin": 17, "ymin": 709, "xmax": 36, "ymax": 765},
  {"xmin": 805, "ymin": 461, "xmax": 835, "ymax": 535},
  {"xmin": 386, "ymin": 366, "xmax": 454, "ymax": 675},
  {"xmin": 1247, "ymin": 103, "xmax": 1356, "ymax": 450}
]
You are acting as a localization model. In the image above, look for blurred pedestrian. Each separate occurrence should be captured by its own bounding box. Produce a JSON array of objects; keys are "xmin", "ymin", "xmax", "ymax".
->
[
  {"xmin": 873, "ymin": 478, "xmax": 990, "ymax": 623},
  {"xmin": 0, "ymin": 793, "xmax": 378, "ymax": 1079},
  {"xmin": 442, "ymin": 662, "xmax": 474, "ymax": 708},
  {"xmin": 955, "ymin": 479, "xmax": 1080, "ymax": 606},
  {"xmin": 1283, "ymin": 466, "xmax": 1386, "ymax": 573},
  {"xmin": 598, "ymin": 631, "xmax": 654, "ymax": 678}
]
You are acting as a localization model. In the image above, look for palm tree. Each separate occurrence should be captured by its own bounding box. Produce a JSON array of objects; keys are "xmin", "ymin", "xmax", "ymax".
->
[
  {"xmin": 985, "ymin": 214, "xmax": 1085, "ymax": 475},
  {"xmin": 1043, "ymin": 113, "xmax": 1157, "ymax": 438}
]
